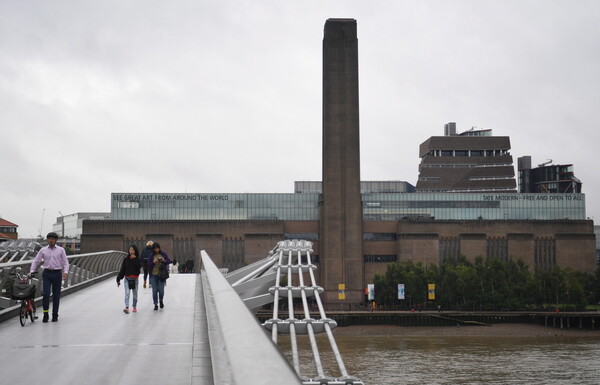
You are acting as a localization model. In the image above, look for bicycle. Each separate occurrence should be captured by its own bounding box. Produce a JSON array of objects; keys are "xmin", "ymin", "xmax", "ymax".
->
[{"xmin": 10, "ymin": 271, "xmax": 38, "ymax": 327}]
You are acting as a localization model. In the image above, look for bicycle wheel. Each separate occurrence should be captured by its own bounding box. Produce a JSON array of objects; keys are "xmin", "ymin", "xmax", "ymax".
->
[
  {"xmin": 19, "ymin": 302, "xmax": 26, "ymax": 327},
  {"xmin": 28, "ymin": 301, "xmax": 35, "ymax": 322}
]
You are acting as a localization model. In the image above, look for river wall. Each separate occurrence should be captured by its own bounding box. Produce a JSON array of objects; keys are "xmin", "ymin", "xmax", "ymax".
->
[{"xmin": 257, "ymin": 311, "xmax": 600, "ymax": 330}]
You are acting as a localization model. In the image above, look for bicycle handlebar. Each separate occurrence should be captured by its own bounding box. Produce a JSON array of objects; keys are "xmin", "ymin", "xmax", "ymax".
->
[{"xmin": 9, "ymin": 271, "xmax": 38, "ymax": 281}]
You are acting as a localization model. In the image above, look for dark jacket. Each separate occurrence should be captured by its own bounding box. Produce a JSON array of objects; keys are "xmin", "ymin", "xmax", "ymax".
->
[
  {"xmin": 140, "ymin": 246, "xmax": 153, "ymax": 265},
  {"xmin": 117, "ymin": 255, "xmax": 142, "ymax": 282},
  {"xmin": 148, "ymin": 251, "xmax": 171, "ymax": 276}
]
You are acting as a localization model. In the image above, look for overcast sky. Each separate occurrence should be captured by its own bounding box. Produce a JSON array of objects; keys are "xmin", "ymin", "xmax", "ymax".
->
[{"xmin": 2, "ymin": 1, "xmax": 599, "ymax": 238}]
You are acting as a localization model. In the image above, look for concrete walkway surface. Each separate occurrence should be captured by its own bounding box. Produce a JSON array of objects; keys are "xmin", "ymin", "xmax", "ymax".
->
[{"xmin": 0, "ymin": 274, "xmax": 204, "ymax": 385}]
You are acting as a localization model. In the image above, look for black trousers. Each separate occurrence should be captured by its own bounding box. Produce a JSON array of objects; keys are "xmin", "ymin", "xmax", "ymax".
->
[{"xmin": 42, "ymin": 270, "xmax": 62, "ymax": 315}]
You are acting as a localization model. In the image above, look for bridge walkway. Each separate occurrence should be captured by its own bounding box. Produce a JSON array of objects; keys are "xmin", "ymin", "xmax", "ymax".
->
[{"xmin": 0, "ymin": 274, "xmax": 212, "ymax": 385}]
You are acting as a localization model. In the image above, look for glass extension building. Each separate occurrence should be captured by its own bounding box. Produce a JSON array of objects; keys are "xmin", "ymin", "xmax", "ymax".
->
[{"xmin": 111, "ymin": 191, "xmax": 586, "ymax": 222}]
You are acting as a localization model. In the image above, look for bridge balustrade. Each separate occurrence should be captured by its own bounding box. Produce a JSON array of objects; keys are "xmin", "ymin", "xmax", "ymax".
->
[
  {"xmin": 0, "ymin": 250, "xmax": 126, "ymax": 322},
  {"xmin": 216, "ymin": 240, "xmax": 364, "ymax": 385}
]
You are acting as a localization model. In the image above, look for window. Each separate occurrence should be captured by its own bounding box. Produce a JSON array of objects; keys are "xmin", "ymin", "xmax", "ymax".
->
[
  {"xmin": 118, "ymin": 201, "xmax": 139, "ymax": 208},
  {"xmin": 363, "ymin": 233, "xmax": 397, "ymax": 241},
  {"xmin": 285, "ymin": 233, "xmax": 319, "ymax": 241},
  {"xmin": 364, "ymin": 255, "xmax": 397, "ymax": 263}
]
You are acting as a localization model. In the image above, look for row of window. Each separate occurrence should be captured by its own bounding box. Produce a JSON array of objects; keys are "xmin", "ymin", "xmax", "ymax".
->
[
  {"xmin": 469, "ymin": 176, "xmax": 514, "ymax": 181},
  {"xmin": 112, "ymin": 192, "xmax": 586, "ymax": 221},
  {"xmin": 363, "ymin": 233, "xmax": 397, "ymax": 241},
  {"xmin": 440, "ymin": 237, "xmax": 558, "ymax": 270},
  {"xmin": 422, "ymin": 162, "xmax": 512, "ymax": 168},
  {"xmin": 364, "ymin": 255, "xmax": 397, "ymax": 263},
  {"xmin": 419, "ymin": 187, "xmax": 516, "ymax": 193},
  {"xmin": 426, "ymin": 149, "xmax": 510, "ymax": 157}
]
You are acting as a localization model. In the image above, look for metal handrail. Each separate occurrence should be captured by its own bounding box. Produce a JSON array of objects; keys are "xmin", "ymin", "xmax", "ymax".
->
[
  {"xmin": 200, "ymin": 250, "xmax": 302, "ymax": 385},
  {"xmin": 0, "ymin": 250, "xmax": 126, "ymax": 322}
]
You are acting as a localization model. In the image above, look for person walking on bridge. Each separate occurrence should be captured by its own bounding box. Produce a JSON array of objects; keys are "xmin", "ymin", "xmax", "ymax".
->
[
  {"xmin": 140, "ymin": 240, "xmax": 153, "ymax": 288},
  {"xmin": 147, "ymin": 242, "xmax": 171, "ymax": 310},
  {"xmin": 116, "ymin": 245, "xmax": 142, "ymax": 314},
  {"xmin": 30, "ymin": 232, "xmax": 69, "ymax": 323}
]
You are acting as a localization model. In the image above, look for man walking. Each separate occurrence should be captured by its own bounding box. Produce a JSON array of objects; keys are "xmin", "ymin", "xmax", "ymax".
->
[{"xmin": 30, "ymin": 232, "xmax": 69, "ymax": 322}]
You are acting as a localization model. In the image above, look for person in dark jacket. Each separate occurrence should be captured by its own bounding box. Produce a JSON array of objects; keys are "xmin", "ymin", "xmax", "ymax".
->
[
  {"xmin": 117, "ymin": 245, "xmax": 142, "ymax": 314},
  {"xmin": 147, "ymin": 242, "xmax": 171, "ymax": 310},
  {"xmin": 140, "ymin": 240, "xmax": 153, "ymax": 288},
  {"xmin": 186, "ymin": 258, "xmax": 194, "ymax": 273}
]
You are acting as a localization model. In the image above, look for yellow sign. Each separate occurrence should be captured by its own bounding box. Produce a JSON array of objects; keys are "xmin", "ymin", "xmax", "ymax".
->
[
  {"xmin": 428, "ymin": 283, "xmax": 435, "ymax": 300},
  {"xmin": 338, "ymin": 283, "xmax": 346, "ymax": 300}
]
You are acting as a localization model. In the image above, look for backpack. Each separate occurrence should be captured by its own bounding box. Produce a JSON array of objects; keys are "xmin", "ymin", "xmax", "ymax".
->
[{"xmin": 158, "ymin": 263, "xmax": 170, "ymax": 281}]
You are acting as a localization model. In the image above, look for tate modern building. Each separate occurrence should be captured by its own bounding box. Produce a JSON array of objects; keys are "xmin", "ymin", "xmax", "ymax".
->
[{"xmin": 81, "ymin": 19, "xmax": 595, "ymax": 305}]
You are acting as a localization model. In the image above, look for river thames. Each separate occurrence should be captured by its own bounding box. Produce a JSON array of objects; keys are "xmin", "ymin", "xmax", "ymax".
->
[{"xmin": 281, "ymin": 325, "xmax": 600, "ymax": 384}]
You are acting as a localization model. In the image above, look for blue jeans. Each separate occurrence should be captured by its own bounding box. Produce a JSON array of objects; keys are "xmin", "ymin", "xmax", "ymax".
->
[
  {"xmin": 42, "ymin": 269, "xmax": 62, "ymax": 315},
  {"xmin": 124, "ymin": 278, "xmax": 138, "ymax": 307},
  {"xmin": 149, "ymin": 275, "xmax": 165, "ymax": 305}
]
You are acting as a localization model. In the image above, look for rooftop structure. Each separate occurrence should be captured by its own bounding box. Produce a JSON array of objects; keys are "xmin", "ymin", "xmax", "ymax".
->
[
  {"xmin": 53, "ymin": 212, "xmax": 111, "ymax": 238},
  {"xmin": 0, "ymin": 218, "xmax": 18, "ymax": 240},
  {"xmin": 416, "ymin": 123, "xmax": 517, "ymax": 193},
  {"xmin": 518, "ymin": 156, "xmax": 582, "ymax": 194},
  {"xmin": 295, "ymin": 180, "xmax": 415, "ymax": 194}
]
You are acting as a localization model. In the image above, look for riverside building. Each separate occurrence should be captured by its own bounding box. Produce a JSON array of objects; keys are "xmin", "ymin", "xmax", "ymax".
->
[
  {"xmin": 80, "ymin": 19, "xmax": 596, "ymax": 305},
  {"xmin": 416, "ymin": 123, "xmax": 517, "ymax": 193}
]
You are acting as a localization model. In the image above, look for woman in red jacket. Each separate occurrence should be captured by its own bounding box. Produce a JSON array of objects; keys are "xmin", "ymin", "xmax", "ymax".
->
[{"xmin": 116, "ymin": 245, "xmax": 142, "ymax": 314}]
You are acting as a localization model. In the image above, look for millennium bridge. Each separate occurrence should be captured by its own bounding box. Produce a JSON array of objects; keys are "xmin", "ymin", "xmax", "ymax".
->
[{"xmin": 0, "ymin": 240, "xmax": 363, "ymax": 385}]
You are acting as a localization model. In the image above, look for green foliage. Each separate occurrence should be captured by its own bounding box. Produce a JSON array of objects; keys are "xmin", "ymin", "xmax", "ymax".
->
[{"xmin": 372, "ymin": 257, "xmax": 600, "ymax": 311}]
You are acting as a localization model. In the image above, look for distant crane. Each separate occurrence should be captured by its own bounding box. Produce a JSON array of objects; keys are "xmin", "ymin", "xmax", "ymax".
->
[
  {"xmin": 538, "ymin": 159, "xmax": 552, "ymax": 167},
  {"xmin": 38, "ymin": 208, "xmax": 45, "ymax": 238}
]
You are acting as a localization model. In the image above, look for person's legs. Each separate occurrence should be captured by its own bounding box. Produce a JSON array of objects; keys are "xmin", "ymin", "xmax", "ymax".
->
[
  {"xmin": 41, "ymin": 270, "xmax": 51, "ymax": 321},
  {"xmin": 143, "ymin": 264, "xmax": 149, "ymax": 287},
  {"xmin": 49, "ymin": 271, "xmax": 62, "ymax": 320},
  {"xmin": 150, "ymin": 275, "xmax": 158, "ymax": 305},
  {"xmin": 158, "ymin": 279, "xmax": 165, "ymax": 308},
  {"xmin": 124, "ymin": 279, "xmax": 131, "ymax": 308},
  {"xmin": 132, "ymin": 278, "xmax": 138, "ymax": 308}
]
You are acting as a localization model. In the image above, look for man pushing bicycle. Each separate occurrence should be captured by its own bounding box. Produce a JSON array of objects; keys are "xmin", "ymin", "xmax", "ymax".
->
[{"xmin": 30, "ymin": 232, "xmax": 69, "ymax": 323}]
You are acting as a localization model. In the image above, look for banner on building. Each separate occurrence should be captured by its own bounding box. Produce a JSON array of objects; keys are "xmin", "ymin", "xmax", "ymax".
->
[
  {"xmin": 428, "ymin": 283, "xmax": 435, "ymax": 300},
  {"xmin": 367, "ymin": 284, "xmax": 375, "ymax": 301},
  {"xmin": 338, "ymin": 283, "xmax": 346, "ymax": 300},
  {"xmin": 397, "ymin": 283, "xmax": 405, "ymax": 300}
]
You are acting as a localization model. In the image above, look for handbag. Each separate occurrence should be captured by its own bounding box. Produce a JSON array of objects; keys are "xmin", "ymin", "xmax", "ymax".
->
[
  {"xmin": 158, "ymin": 263, "xmax": 170, "ymax": 281},
  {"xmin": 126, "ymin": 277, "xmax": 136, "ymax": 290}
]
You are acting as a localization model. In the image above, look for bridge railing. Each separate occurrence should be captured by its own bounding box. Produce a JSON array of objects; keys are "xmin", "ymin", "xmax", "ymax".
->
[
  {"xmin": 200, "ymin": 249, "xmax": 303, "ymax": 385},
  {"xmin": 210, "ymin": 240, "xmax": 364, "ymax": 385},
  {"xmin": 0, "ymin": 250, "xmax": 126, "ymax": 322},
  {"xmin": 261, "ymin": 240, "xmax": 364, "ymax": 385}
]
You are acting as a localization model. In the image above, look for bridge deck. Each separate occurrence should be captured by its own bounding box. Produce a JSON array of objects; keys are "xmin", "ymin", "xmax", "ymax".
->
[{"xmin": 0, "ymin": 274, "xmax": 211, "ymax": 385}]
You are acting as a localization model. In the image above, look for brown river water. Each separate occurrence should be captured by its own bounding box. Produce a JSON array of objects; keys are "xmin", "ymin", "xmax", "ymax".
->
[{"xmin": 279, "ymin": 324, "xmax": 600, "ymax": 384}]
